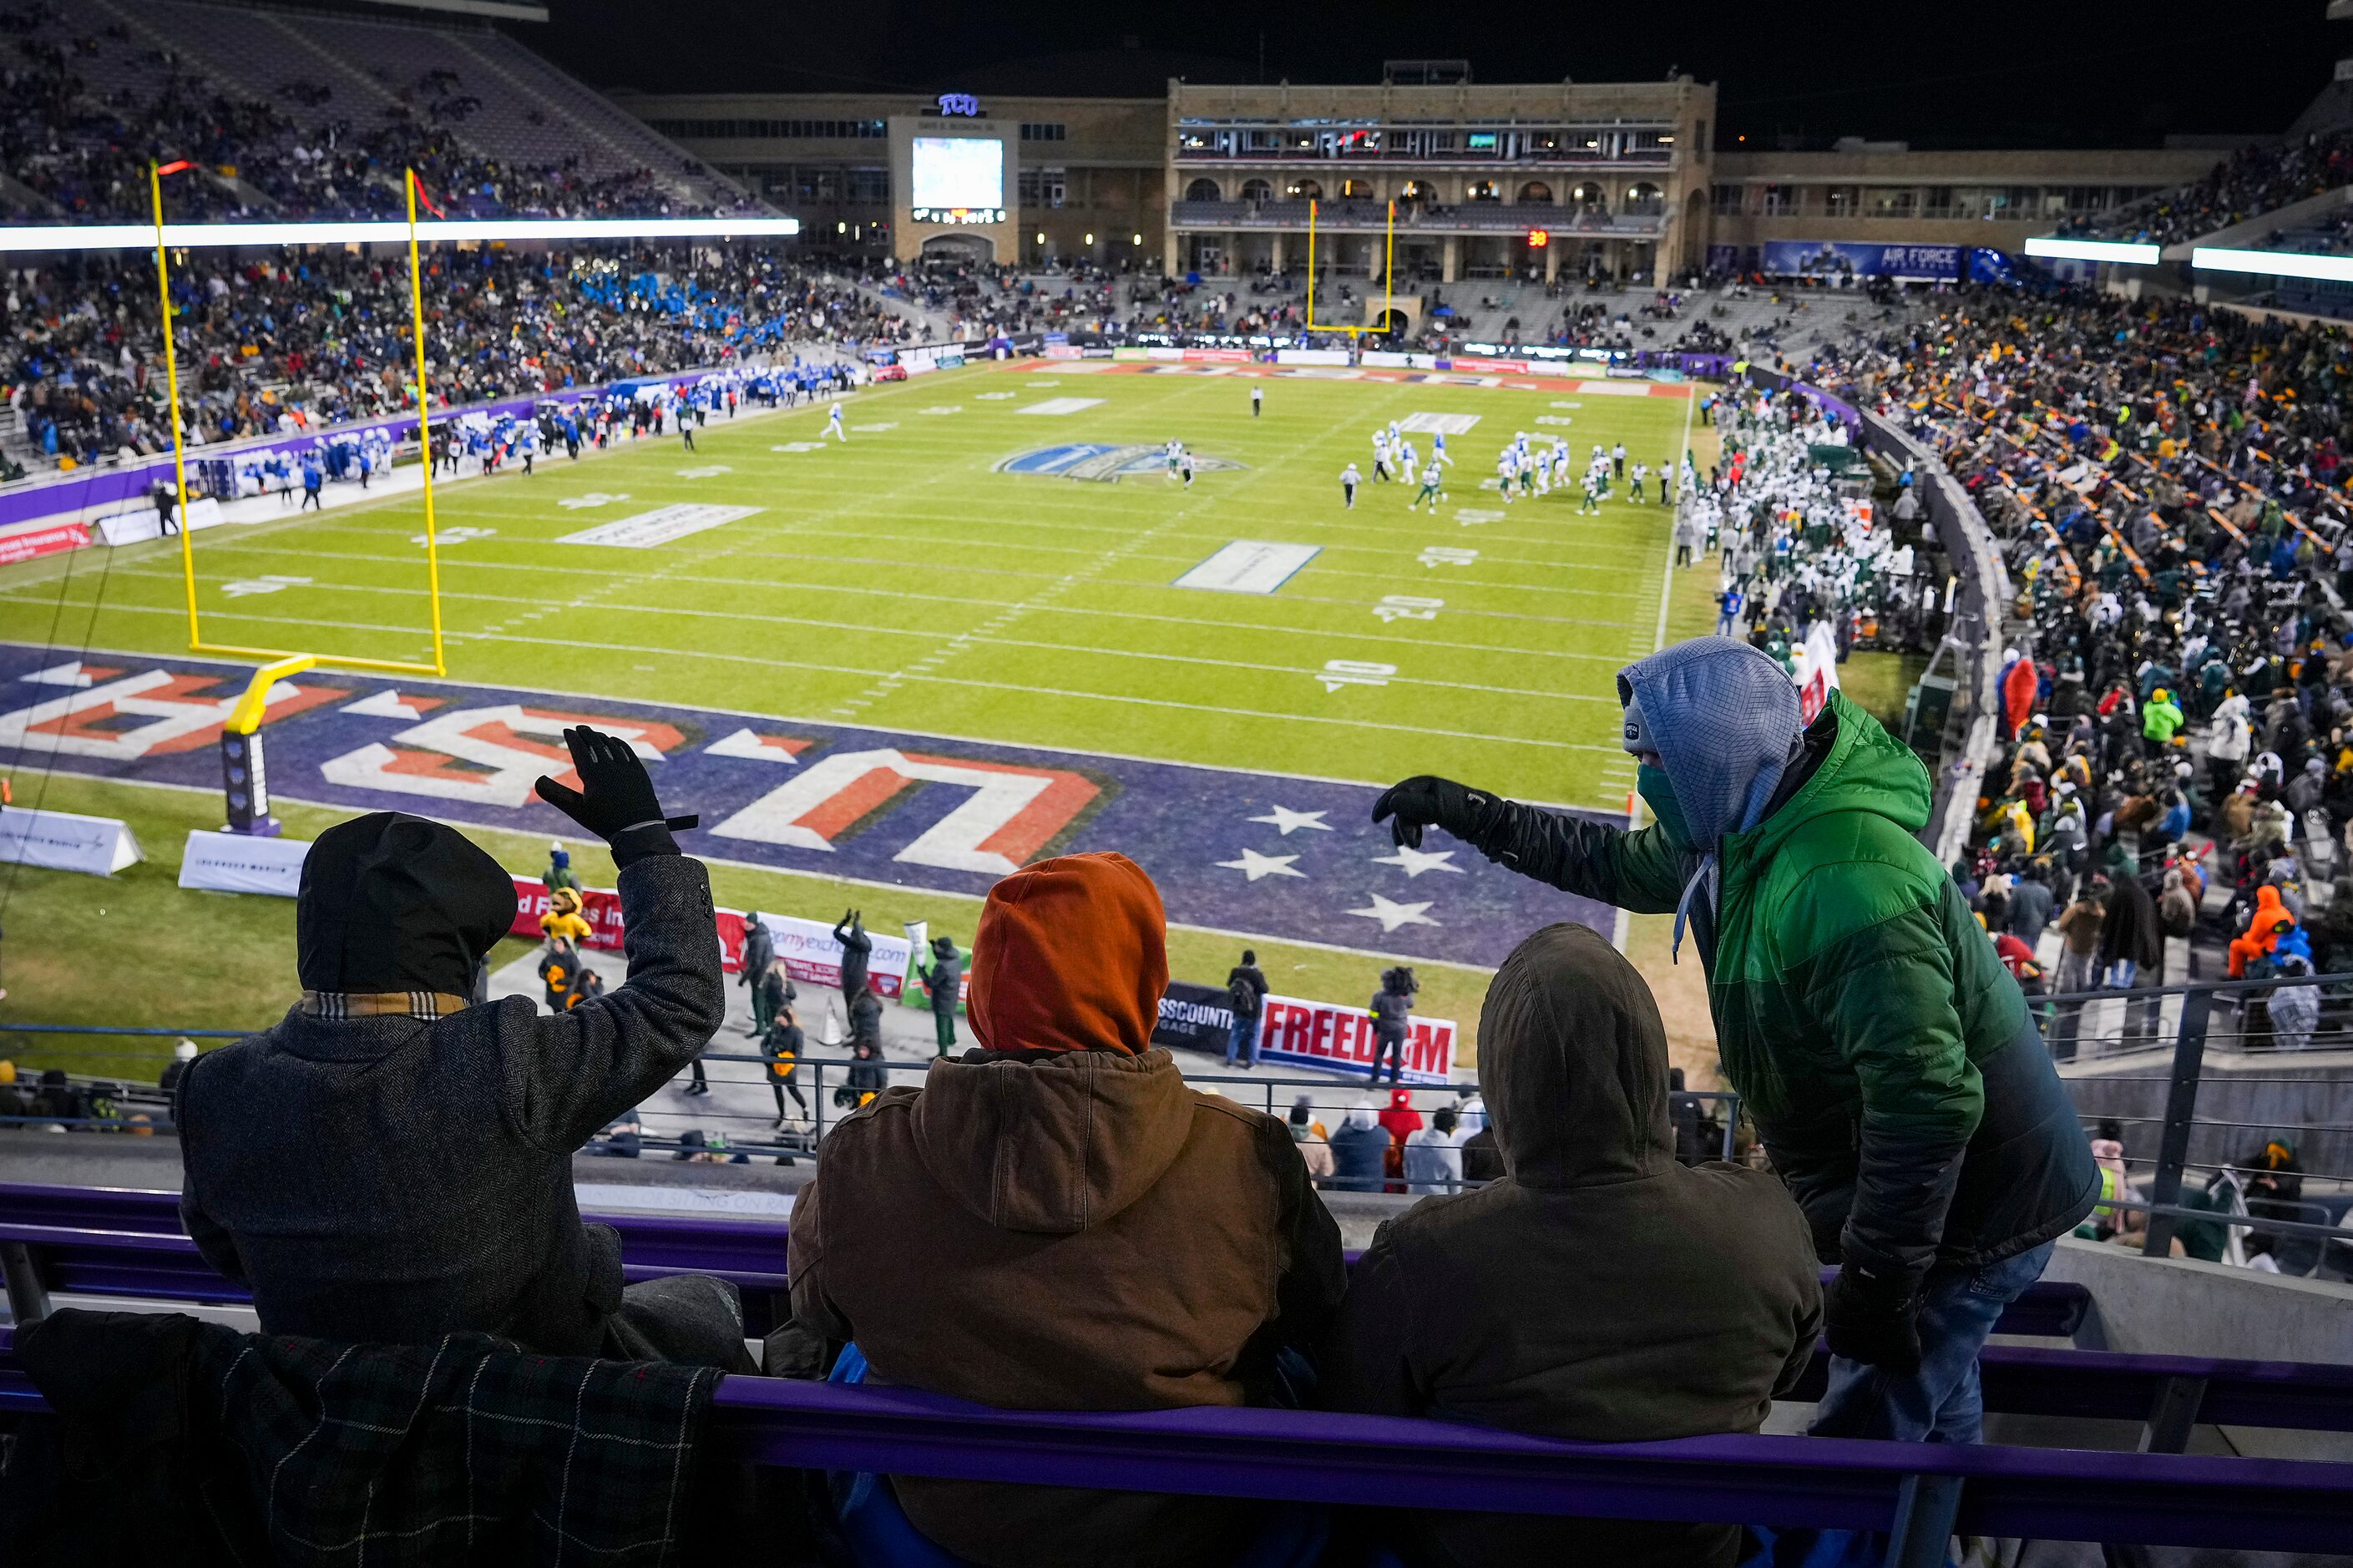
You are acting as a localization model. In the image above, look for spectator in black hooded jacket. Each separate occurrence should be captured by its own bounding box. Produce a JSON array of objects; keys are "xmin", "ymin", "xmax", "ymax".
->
[{"xmin": 175, "ymin": 727, "xmax": 746, "ymax": 1368}]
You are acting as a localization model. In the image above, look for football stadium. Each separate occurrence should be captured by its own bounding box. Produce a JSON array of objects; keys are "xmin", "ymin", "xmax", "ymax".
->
[{"xmin": 0, "ymin": 0, "xmax": 2350, "ymax": 1560}]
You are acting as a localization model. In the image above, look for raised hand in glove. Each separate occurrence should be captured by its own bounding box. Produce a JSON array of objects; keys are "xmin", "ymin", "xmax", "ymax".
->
[
  {"xmin": 534, "ymin": 726, "xmax": 697, "ymax": 868},
  {"xmin": 1822, "ymin": 1262, "xmax": 1922, "ymax": 1374},
  {"xmin": 1371, "ymin": 775, "xmax": 1498, "ymax": 850}
]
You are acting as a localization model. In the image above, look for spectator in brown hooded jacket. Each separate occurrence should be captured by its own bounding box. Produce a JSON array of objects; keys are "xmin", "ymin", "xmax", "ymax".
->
[
  {"xmin": 787, "ymin": 851, "xmax": 1345, "ymax": 1568},
  {"xmin": 1320, "ymin": 922, "xmax": 1821, "ymax": 1568}
]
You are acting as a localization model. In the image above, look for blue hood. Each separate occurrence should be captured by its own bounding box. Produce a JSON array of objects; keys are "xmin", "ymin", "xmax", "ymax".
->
[{"xmin": 1617, "ymin": 637, "xmax": 1802, "ymax": 851}]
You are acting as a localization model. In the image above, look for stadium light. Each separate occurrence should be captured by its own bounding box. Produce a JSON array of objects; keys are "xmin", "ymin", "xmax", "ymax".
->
[
  {"xmin": 2022, "ymin": 236, "xmax": 2160, "ymax": 266},
  {"xmin": 0, "ymin": 215, "xmax": 801, "ymax": 254},
  {"xmin": 2190, "ymin": 245, "xmax": 2353, "ymax": 284}
]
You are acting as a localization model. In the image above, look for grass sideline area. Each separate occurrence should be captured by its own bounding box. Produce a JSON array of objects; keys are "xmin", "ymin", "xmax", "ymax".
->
[{"xmin": 0, "ymin": 770, "xmax": 1499, "ymax": 1083}]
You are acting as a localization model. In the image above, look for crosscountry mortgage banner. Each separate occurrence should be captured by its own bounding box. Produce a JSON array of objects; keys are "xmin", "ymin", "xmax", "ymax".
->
[
  {"xmin": 1251, "ymin": 992, "xmax": 1458, "ymax": 1084},
  {"xmin": 179, "ymin": 828, "xmax": 308, "ymax": 896},
  {"xmin": 0, "ymin": 805, "xmax": 141, "ymax": 875}
]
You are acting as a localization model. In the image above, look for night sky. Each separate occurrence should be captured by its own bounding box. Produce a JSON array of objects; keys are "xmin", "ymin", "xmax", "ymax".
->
[{"xmin": 509, "ymin": 0, "xmax": 2345, "ymax": 151}]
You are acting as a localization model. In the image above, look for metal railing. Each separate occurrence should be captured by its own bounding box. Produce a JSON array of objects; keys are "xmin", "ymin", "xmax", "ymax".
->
[
  {"xmin": 2031, "ymin": 972, "xmax": 2353, "ymax": 1271},
  {"xmin": 8, "ymin": 987, "xmax": 2344, "ymax": 1272},
  {"xmin": 0, "ymin": 1020, "xmax": 1744, "ymax": 1174}
]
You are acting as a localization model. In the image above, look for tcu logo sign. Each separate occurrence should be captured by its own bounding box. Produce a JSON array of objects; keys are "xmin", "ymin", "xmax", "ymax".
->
[
  {"xmin": 935, "ymin": 93, "xmax": 980, "ymax": 116},
  {"xmin": 714, "ymin": 748, "xmax": 1097, "ymax": 877},
  {"xmin": 322, "ymin": 704, "xmax": 687, "ymax": 806},
  {"xmin": 0, "ymin": 668, "xmax": 341, "ymax": 760}
]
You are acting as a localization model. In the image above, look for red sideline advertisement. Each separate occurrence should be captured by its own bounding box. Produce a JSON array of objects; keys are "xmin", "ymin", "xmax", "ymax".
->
[
  {"xmin": 1252, "ymin": 993, "xmax": 1457, "ymax": 1085},
  {"xmin": 509, "ymin": 878, "xmax": 915, "ymax": 998},
  {"xmin": 0, "ymin": 521, "xmax": 90, "ymax": 566}
]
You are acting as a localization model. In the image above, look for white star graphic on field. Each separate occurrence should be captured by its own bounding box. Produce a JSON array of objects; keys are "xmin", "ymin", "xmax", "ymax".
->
[
  {"xmin": 1346, "ymin": 893, "xmax": 1440, "ymax": 932},
  {"xmin": 1248, "ymin": 805, "xmax": 1332, "ymax": 836},
  {"xmin": 1216, "ymin": 848, "xmax": 1304, "ymax": 883},
  {"xmin": 1374, "ymin": 844, "xmax": 1464, "ymax": 878}
]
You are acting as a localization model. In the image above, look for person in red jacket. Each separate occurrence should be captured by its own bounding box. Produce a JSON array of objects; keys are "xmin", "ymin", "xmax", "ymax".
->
[{"xmin": 2001, "ymin": 648, "xmax": 2039, "ymax": 739}]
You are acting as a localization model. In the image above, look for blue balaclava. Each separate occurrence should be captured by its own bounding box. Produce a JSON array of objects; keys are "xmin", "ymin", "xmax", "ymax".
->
[{"xmin": 1618, "ymin": 637, "xmax": 1805, "ymax": 958}]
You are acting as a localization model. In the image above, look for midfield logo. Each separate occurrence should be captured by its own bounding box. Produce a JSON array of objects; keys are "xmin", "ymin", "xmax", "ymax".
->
[{"xmin": 994, "ymin": 444, "xmax": 1247, "ymax": 482}]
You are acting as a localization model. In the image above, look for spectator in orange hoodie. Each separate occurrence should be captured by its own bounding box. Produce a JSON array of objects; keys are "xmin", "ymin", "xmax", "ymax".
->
[
  {"xmin": 788, "ymin": 852, "xmax": 1345, "ymax": 1568},
  {"xmin": 2228, "ymin": 883, "xmax": 2297, "ymax": 978}
]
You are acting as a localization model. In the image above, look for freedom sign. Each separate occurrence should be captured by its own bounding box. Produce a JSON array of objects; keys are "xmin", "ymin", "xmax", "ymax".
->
[{"xmin": 1250, "ymin": 993, "xmax": 1458, "ymax": 1085}]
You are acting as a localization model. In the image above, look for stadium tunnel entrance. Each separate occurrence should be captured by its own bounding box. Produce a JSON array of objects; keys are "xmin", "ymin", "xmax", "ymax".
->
[{"xmin": 919, "ymin": 232, "xmax": 995, "ymax": 266}]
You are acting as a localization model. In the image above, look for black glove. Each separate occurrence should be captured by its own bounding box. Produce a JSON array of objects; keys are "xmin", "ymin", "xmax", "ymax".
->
[
  {"xmin": 1822, "ymin": 1262, "xmax": 1922, "ymax": 1374},
  {"xmin": 534, "ymin": 726, "xmax": 697, "ymax": 867},
  {"xmin": 1371, "ymin": 775, "xmax": 1498, "ymax": 850}
]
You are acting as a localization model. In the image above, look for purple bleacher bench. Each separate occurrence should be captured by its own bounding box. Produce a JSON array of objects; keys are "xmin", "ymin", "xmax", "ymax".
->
[
  {"xmin": 0, "ymin": 1327, "xmax": 2348, "ymax": 1555},
  {"xmin": 0, "ymin": 1182, "xmax": 2088, "ymax": 1335},
  {"xmin": 0, "ymin": 1182, "xmax": 2345, "ymax": 1456}
]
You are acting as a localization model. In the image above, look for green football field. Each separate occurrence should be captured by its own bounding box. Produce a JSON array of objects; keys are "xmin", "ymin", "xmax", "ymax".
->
[{"xmin": 1, "ymin": 361, "xmax": 1692, "ymax": 809}]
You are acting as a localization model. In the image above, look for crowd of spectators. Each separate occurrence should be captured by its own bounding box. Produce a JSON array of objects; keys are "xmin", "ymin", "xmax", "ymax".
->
[
  {"xmin": 0, "ymin": 2, "xmax": 737, "ymax": 224},
  {"xmin": 1795, "ymin": 284, "xmax": 2351, "ymax": 1247},
  {"xmin": 2069, "ymin": 127, "xmax": 2353, "ymax": 247},
  {"xmin": 3, "ymin": 245, "xmax": 919, "ymax": 468}
]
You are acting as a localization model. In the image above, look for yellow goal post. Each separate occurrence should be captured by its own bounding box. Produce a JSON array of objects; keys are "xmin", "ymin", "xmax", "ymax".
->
[
  {"xmin": 1303, "ymin": 199, "xmax": 1399, "ymax": 337},
  {"xmin": 154, "ymin": 160, "xmax": 448, "ymax": 682}
]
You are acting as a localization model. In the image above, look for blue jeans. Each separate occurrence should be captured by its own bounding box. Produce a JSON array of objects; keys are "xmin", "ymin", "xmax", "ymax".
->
[
  {"xmin": 1809, "ymin": 1240, "xmax": 2055, "ymax": 1444},
  {"xmin": 1226, "ymin": 1014, "xmax": 1259, "ymax": 1067}
]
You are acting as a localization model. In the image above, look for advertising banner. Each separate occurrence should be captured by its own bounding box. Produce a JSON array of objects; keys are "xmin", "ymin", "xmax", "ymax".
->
[
  {"xmin": 0, "ymin": 805, "xmax": 141, "ymax": 875},
  {"xmin": 0, "ymin": 520, "xmax": 90, "ymax": 565},
  {"xmin": 1275, "ymin": 349, "xmax": 1353, "ymax": 367},
  {"xmin": 1252, "ymin": 992, "xmax": 1458, "ymax": 1085},
  {"xmin": 179, "ymin": 828, "xmax": 307, "ymax": 896},
  {"xmin": 1759, "ymin": 241, "xmax": 1962, "ymax": 281},
  {"xmin": 96, "ymin": 498, "xmax": 224, "ymax": 547},
  {"xmin": 1153, "ymin": 979, "xmax": 1237, "ymax": 1055},
  {"xmin": 506, "ymin": 878, "xmax": 913, "ymax": 996}
]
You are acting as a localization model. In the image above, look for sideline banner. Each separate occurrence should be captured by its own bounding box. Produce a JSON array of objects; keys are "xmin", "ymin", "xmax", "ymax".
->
[
  {"xmin": 0, "ymin": 805, "xmax": 141, "ymax": 876},
  {"xmin": 0, "ymin": 520, "xmax": 89, "ymax": 565},
  {"xmin": 180, "ymin": 829, "xmax": 307, "ymax": 896},
  {"xmin": 505, "ymin": 878, "xmax": 913, "ymax": 997},
  {"xmin": 96, "ymin": 498, "xmax": 225, "ymax": 547},
  {"xmin": 1254, "ymin": 991, "xmax": 1457, "ymax": 1084},
  {"xmin": 1153, "ymin": 979, "xmax": 1236, "ymax": 1055},
  {"xmin": 1156, "ymin": 983, "xmax": 1459, "ymax": 1084}
]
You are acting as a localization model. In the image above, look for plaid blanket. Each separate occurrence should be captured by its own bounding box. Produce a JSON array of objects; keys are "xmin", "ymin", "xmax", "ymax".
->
[{"xmin": 190, "ymin": 1323, "xmax": 720, "ymax": 1566}]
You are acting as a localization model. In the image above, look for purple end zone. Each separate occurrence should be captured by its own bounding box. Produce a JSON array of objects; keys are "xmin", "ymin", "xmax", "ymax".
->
[{"xmin": 0, "ymin": 642, "xmax": 1622, "ymax": 967}]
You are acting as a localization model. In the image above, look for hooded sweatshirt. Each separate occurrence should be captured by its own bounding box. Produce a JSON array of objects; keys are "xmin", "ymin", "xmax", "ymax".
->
[
  {"xmin": 1322, "ymin": 923, "xmax": 1821, "ymax": 1568},
  {"xmin": 788, "ymin": 852, "xmax": 1345, "ymax": 1568},
  {"xmin": 1432, "ymin": 654, "xmax": 2099, "ymax": 1289},
  {"xmin": 176, "ymin": 812, "xmax": 726, "ymax": 1353}
]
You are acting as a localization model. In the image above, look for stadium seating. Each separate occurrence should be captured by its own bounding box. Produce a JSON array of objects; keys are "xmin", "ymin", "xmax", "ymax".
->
[
  {"xmin": 3, "ymin": 1255, "xmax": 2353, "ymax": 1555},
  {"xmin": 0, "ymin": 1180, "xmax": 2090, "ymax": 1342},
  {"xmin": 0, "ymin": 0, "xmax": 761, "ymax": 220}
]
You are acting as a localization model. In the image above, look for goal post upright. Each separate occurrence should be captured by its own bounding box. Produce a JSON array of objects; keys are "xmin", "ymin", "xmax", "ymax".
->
[
  {"xmin": 154, "ymin": 160, "xmax": 199, "ymax": 650},
  {"xmin": 1302, "ymin": 197, "xmax": 1398, "ymax": 337},
  {"xmin": 405, "ymin": 167, "xmax": 448, "ymax": 677}
]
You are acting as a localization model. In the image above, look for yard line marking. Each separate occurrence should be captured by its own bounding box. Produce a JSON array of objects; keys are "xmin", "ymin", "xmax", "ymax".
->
[
  {"xmin": 8, "ymin": 602, "xmax": 1617, "ymax": 755},
  {"xmin": 177, "ymin": 534, "xmax": 1656, "ymax": 634}
]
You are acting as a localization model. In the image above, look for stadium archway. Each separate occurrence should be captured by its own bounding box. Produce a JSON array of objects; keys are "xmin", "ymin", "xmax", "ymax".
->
[
  {"xmin": 1340, "ymin": 178, "xmax": 1374, "ymax": 200},
  {"xmin": 1185, "ymin": 176, "xmax": 1222, "ymax": 201},
  {"xmin": 1398, "ymin": 180, "xmax": 1436, "ymax": 209},
  {"xmin": 1241, "ymin": 177, "xmax": 1274, "ymax": 202},
  {"xmin": 1286, "ymin": 177, "xmax": 1323, "ymax": 200},
  {"xmin": 1466, "ymin": 180, "xmax": 1500, "ymax": 203},
  {"xmin": 1369, "ymin": 306, "xmax": 1410, "ymax": 339},
  {"xmin": 922, "ymin": 232, "xmax": 994, "ymax": 266},
  {"xmin": 1570, "ymin": 182, "xmax": 1607, "ymax": 214},
  {"xmin": 1517, "ymin": 180, "xmax": 1553, "ymax": 204},
  {"xmin": 1626, "ymin": 181, "xmax": 1665, "ymax": 216}
]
